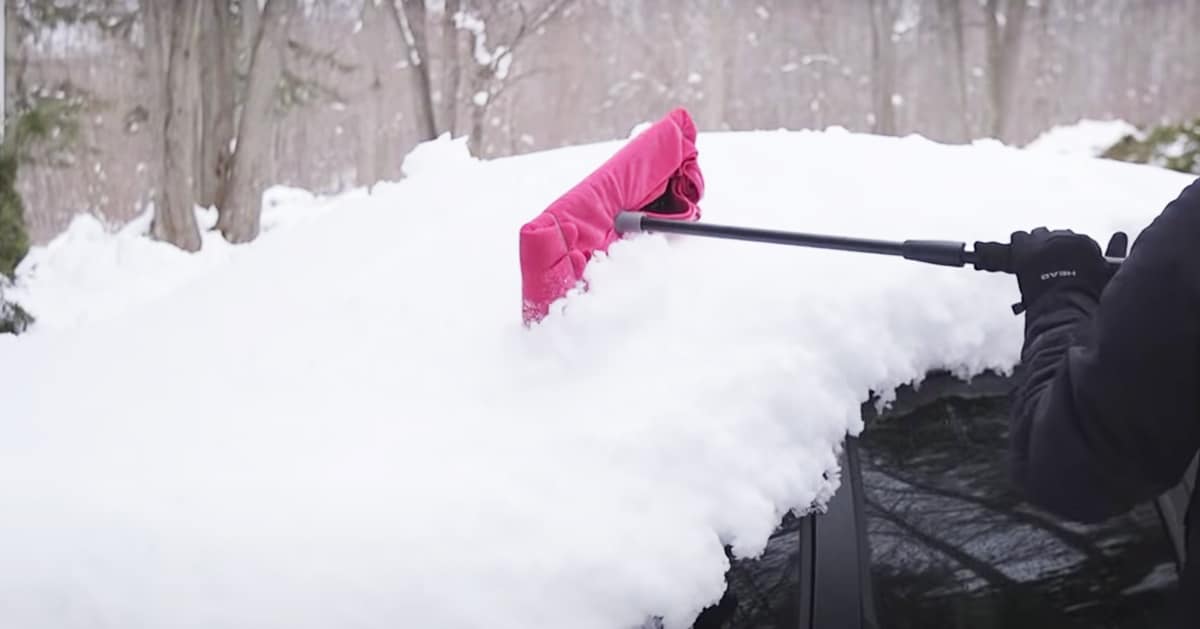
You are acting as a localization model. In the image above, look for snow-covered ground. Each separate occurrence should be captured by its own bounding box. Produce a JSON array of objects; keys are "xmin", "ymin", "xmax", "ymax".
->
[
  {"xmin": 0, "ymin": 129, "xmax": 1193, "ymax": 629},
  {"xmin": 1024, "ymin": 118, "xmax": 1140, "ymax": 157}
]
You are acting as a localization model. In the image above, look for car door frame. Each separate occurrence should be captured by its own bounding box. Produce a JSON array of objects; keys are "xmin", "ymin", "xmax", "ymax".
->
[{"xmin": 797, "ymin": 436, "xmax": 877, "ymax": 629}]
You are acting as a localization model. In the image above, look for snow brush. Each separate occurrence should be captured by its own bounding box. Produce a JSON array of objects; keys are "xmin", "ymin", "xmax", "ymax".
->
[{"xmin": 614, "ymin": 211, "xmax": 1127, "ymax": 274}]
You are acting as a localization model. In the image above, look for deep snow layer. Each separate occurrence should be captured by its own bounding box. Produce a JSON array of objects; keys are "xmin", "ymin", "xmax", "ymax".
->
[{"xmin": 1, "ymin": 130, "xmax": 1193, "ymax": 629}]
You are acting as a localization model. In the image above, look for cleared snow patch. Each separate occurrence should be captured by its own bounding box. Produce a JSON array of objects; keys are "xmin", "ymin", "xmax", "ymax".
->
[{"xmin": 0, "ymin": 131, "xmax": 1192, "ymax": 629}]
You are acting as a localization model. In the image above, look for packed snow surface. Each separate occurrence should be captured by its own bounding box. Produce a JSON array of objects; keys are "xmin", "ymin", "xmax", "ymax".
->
[
  {"xmin": 1, "ymin": 129, "xmax": 1193, "ymax": 629},
  {"xmin": 1024, "ymin": 118, "xmax": 1140, "ymax": 157}
]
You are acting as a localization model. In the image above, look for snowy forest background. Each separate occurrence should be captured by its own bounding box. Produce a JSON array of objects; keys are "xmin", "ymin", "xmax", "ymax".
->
[
  {"xmin": 7, "ymin": 0, "xmax": 1200, "ymax": 247},
  {"xmin": 3, "ymin": 4, "xmax": 1200, "ymax": 624}
]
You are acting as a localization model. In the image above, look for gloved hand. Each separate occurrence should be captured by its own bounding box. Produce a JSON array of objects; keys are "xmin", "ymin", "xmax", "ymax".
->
[{"xmin": 975, "ymin": 228, "xmax": 1127, "ymax": 314}]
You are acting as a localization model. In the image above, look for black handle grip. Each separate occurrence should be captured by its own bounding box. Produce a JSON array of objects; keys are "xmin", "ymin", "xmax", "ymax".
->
[
  {"xmin": 972, "ymin": 241, "xmax": 1013, "ymax": 273},
  {"xmin": 970, "ymin": 240, "xmax": 1125, "ymax": 274}
]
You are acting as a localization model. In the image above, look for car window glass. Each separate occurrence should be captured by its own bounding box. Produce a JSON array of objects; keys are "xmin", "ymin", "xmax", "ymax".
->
[
  {"xmin": 690, "ymin": 514, "xmax": 805, "ymax": 629},
  {"xmin": 860, "ymin": 395, "xmax": 1179, "ymax": 629}
]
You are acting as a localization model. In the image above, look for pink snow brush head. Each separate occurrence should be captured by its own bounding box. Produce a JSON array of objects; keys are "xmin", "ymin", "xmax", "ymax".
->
[{"xmin": 518, "ymin": 108, "xmax": 705, "ymax": 324}]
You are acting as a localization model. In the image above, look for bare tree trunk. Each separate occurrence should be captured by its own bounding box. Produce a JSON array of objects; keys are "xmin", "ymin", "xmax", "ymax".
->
[
  {"xmin": 358, "ymin": 0, "xmax": 387, "ymax": 185},
  {"xmin": 985, "ymin": 0, "xmax": 1028, "ymax": 140},
  {"xmin": 217, "ymin": 0, "xmax": 288, "ymax": 244},
  {"xmin": 360, "ymin": 72, "xmax": 383, "ymax": 184},
  {"xmin": 440, "ymin": 0, "xmax": 463, "ymax": 136},
  {"xmin": 5, "ymin": 0, "xmax": 22, "ymax": 119},
  {"xmin": 868, "ymin": 0, "xmax": 897, "ymax": 136},
  {"xmin": 240, "ymin": 0, "xmax": 261, "ymax": 73},
  {"xmin": 233, "ymin": 0, "xmax": 262, "ymax": 143},
  {"xmin": 143, "ymin": 0, "xmax": 168, "ymax": 220},
  {"xmin": 1, "ymin": 0, "xmax": 6, "ymax": 134},
  {"xmin": 468, "ymin": 71, "xmax": 487, "ymax": 154},
  {"xmin": 197, "ymin": 0, "xmax": 236, "ymax": 210},
  {"xmin": 939, "ymin": 0, "xmax": 972, "ymax": 140},
  {"xmin": 387, "ymin": 0, "xmax": 438, "ymax": 141},
  {"xmin": 999, "ymin": 0, "xmax": 1028, "ymax": 137},
  {"xmin": 150, "ymin": 0, "xmax": 202, "ymax": 252},
  {"xmin": 984, "ymin": 0, "xmax": 1001, "ymax": 134}
]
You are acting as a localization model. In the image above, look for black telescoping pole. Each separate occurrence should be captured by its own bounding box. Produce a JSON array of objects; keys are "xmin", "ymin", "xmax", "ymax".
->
[{"xmin": 614, "ymin": 211, "xmax": 980, "ymax": 269}]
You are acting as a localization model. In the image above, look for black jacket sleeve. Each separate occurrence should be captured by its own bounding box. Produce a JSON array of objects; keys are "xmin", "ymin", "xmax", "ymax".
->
[{"xmin": 1011, "ymin": 177, "xmax": 1200, "ymax": 523}]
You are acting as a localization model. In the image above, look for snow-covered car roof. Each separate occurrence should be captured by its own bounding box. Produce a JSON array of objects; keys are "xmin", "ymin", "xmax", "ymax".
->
[{"xmin": 1, "ymin": 129, "xmax": 1191, "ymax": 628}]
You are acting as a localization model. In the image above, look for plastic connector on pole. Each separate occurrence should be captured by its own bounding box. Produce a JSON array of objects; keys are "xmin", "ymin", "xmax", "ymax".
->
[
  {"xmin": 613, "ymin": 211, "xmax": 645, "ymax": 235},
  {"xmin": 901, "ymin": 240, "xmax": 968, "ymax": 268}
]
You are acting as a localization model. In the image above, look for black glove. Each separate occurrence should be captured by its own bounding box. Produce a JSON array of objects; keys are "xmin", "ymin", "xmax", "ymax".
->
[
  {"xmin": 975, "ymin": 228, "xmax": 1127, "ymax": 314},
  {"xmin": 1012, "ymin": 228, "xmax": 1109, "ymax": 312}
]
